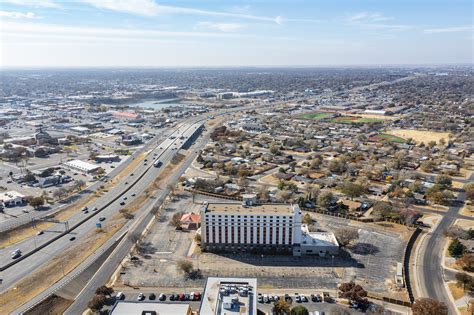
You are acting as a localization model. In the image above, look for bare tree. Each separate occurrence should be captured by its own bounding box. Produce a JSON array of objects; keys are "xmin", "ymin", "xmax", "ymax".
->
[{"xmin": 335, "ymin": 228, "xmax": 359, "ymax": 247}]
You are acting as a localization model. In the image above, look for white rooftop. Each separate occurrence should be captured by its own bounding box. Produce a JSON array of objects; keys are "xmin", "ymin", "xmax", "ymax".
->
[
  {"xmin": 300, "ymin": 224, "xmax": 339, "ymax": 247},
  {"xmin": 111, "ymin": 302, "xmax": 190, "ymax": 315},
  {"xmin": 200, "ymin": 277, "xmax": 257, "ymax": 315},
  {"xmin": 63, "ymin": 159, "xmax": 99, "ymax": 171}
]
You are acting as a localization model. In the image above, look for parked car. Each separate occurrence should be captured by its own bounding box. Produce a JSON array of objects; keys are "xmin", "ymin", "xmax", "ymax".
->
[
  {"xmin": 257, "ymin": 295, "xmax": 263, "ymax": 303},
  {"xmin": 36, "ymin": 230, "xmax": 44, "ymax": 236},
  {"xmin": 116, "ymin": 292, "xmax": 124, "ymax": 300},
  {"xmin": 93, "ymin": 207, "xmax": 98, "ymax": 211},
  {"xmin": 120, "ymin": 201, "xmax": 125, "ymax": 206},
  {"xmin": 301, "ymin": 295, "xmax": 308, "ymax": 302},
  {"xmin": 159, "ymin": 293, "xmax": 166, "ymax": 301},
  {"xmin": 137, "ymin": 293, "xmax": 145, "ymax": 301},
  {"xmin": 69, "ymin": 236, "xmax": 76, "ymax": 241},
  {"xmin": 99, "ymin": 216, "xmax": 106, "ymax": 221},
  {"xmin": 169, "ymin": 294, "xmax": 176, "ymax": 301},
  {"xmin": 149, "ymin": 293, "xmax": 156, "ymax": 300}
]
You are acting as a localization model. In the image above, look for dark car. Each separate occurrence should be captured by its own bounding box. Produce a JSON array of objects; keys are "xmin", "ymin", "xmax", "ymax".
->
[
  {"xmin": 131, "ymin": 193, "xmax": 136, "ymax": 197},
  {"xmin": 120, "ymin": 201, "xmax": 125, "ymax": 206},
  {"xmin": 149, "ymin": 293, "xmax": 156, "ymax": 300},
  {"xmin": 158, "ymin": 293, "xmax": 166, "ymax": 301},
  {"xmin": 69, "ymin": 236, "xmax": 76, "ymax": 241},
  {"xmin": 99, "ymin": 216, "xmax": 106, "ymax": 221},
  {"xmin": 178, "ymin": 294, "xmax": 185, "ymax": 301}
]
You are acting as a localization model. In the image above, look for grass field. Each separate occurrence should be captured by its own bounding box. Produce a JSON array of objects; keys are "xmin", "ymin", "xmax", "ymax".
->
[
  {"xmin": 297, "ymin": 112, "xmax": 333, "ymax": 120},
  {"xmin": 386, "ymin": 129, "xmax": 450, "ymax": 145},
  {"xmin": 377, "ymin": 133, "xmax": 406, "ymax": 143},
  {"xmin": 331, "ymin": 116, "xmax": 384, "ymax": 124}
]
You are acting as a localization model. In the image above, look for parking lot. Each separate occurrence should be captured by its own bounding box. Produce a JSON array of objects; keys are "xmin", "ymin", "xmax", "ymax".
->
[{"xmin": 117, "ymin": 192, "xmax": 408, "ymax": 298}]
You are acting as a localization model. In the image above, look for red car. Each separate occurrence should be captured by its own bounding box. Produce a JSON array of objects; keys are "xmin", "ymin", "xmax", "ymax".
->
[
  {"xmin": 193, "ymin": 292, "xmax": 201, "ymax": 301},
  {"xmin": 178, "ymin": 294, "xmax": 185, "ymax": 301}
]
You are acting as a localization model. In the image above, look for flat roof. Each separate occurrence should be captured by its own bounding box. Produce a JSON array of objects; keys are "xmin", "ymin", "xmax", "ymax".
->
[
  {"xmin": 203, "ymin": 203, "xmax": 295, "ymax": 215},
  {"xmin": 199, "ymin": 277, "xmax": 257, "ymax": 315},
  {"xmin": 63, "ymin": 159, "xmax": 99, "ymax": 171},
  {"xmin": 300, "ymin": 224, "xmax": 339, "ymax": 247},
  {"xmin": 111, "ymin": 302, "xmax": 190, "ymax": 315}
]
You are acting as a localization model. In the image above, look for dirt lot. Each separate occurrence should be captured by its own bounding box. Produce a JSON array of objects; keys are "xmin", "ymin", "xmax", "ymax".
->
[{"xmin": 386, "ymin": 129, "xmax": 450, "ymax": 145}]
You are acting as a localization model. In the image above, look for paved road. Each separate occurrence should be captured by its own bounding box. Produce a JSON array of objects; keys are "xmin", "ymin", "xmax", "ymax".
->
[
  {"xmin": 63, "ymin": 117, "xmax": 214, "ymax": 315},
  {"xmin": 0, "ymin": 119, "xmax": 205, "ymax": 293},
  {"xmin": 0, "ymin": 126, "xmax": 174, "ymax": 232},
  {"xmin": 418, "ymin": 172, "xmax": 474, "ymax": 314}
]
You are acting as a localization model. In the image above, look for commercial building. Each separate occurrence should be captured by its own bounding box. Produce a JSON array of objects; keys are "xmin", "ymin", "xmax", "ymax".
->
[
  {"xmin": 200, "ymin": 277, "xmax": 257, "ymax": 315},
  {"xmin": 200, "ymin": 202, "xmax": 302, "ymax": 255},
  {"xmin": 0, "ymin": 191, "xmax": 26, "ymax": 207},
  {"xmin": 111, "ymin": 302, "xmax": 192, "ymax": 315},
  {"xmin": 299, "ymin": 224, "xmax": 339, "ymax": 256},
  {"xmin": 200, "ymin": 202, "xmax": 339, "ymax": 256},
  {"xmin": 63, "ymin": 159, "xmax": 100, "ymax": 174}
]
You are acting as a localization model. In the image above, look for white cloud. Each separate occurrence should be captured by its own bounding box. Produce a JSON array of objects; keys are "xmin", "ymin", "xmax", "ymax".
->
[
  {"xmin": 423, "ymin": 26, "xmax": 473, "ymax": 34},
  {"xmin": 347, "ymin": 12, "xmax": 393, "ymax": 23},
  {"xmin": 1, "ymin": 0, "xmax": 59, "ymax": 8},
  {"xmin": 80, "ymin": 0, "xmax": 280, "ymax": 23},
  {"xmin": 0, "ymin": 21, "xmax": 253, "ymax": 41},
  {"xmin": 196, "ymin": 22, "xmax": 244, "ymax": 32},
  {"xmin": 0, "ymin": 10, "xmax": 36, "ymax": 19}
]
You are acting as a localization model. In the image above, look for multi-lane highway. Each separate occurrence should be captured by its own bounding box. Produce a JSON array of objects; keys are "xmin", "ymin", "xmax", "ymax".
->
[
  {"xmin": 0, "ymin": 118, "xmax": 205, "ymax": 293},
  {"xmin": 0, "ymin": 125, "xmax": 176, "ymax": 233}
]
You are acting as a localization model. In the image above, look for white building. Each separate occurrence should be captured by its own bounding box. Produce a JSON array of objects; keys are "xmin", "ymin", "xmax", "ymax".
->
[
  {"xmin": 200, "ymin": 202, "xmax": 302, "ymax": 254},
  {"xmin": 200, "ymin": 202, "xmax": 339, "ymax": 256},
  {"xmin": 298, "ymin": 224, "xmax": 339, "ymax": 256},
  {"xmin": 200, "ymin": 277, "xmax": 257, "ymax": 315},
  {"xmin": 0, "ymin": 191, "xmax": 26, "ymax": 207},
  {"xmin": 63, "ymin": 159, "xmax": 100, "ymax": 174}
]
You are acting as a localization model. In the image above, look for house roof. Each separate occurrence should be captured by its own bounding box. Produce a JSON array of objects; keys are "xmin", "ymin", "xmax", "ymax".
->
[{"xmin": 180, "ymin": 212, "xmax": 201, "ymax": 224}]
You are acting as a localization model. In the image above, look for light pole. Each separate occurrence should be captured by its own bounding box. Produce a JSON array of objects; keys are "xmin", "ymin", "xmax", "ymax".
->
[{"xmin": 331, "ymin": 255, "xmax": 335, "ymax": 276}]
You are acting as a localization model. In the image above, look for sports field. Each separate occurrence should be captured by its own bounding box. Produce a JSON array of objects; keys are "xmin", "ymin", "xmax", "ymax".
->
[
  {"xmin": 386, "ymin": 129, "xmax": 450, "ymax": 145},
  {"xmin": 297, "ymin": 112, "xmax": 333, "ymax": 120},
  {"xmin": 331, "ymin": 116, "xmax": 384, "ymax": 124}
]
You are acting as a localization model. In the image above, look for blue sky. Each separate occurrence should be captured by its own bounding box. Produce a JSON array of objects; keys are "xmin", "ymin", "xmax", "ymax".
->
[{"xmin": 0, "ymin": 0, "xmax": 472, "ymax": 67}]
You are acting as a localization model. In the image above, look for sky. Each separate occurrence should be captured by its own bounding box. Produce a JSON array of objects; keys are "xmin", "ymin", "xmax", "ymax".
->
[{"xmin": 0, "ymin": 0, "xmax": 473, "ymax": 67}]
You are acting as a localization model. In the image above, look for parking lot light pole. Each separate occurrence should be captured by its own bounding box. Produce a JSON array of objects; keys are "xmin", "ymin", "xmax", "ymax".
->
[{"xmin": 331, "ymin": 255, "xmax": 334, "ymax": 276}]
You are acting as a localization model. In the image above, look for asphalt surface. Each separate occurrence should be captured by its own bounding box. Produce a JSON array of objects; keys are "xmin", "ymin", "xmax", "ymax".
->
[
  {"xmin": 0, "ymin": 118, "xmax": 205, "ymax": 293},
  {"xmin": 419, "ymin": 172, "xmax": 474, "ymax": 314},
  {"xmin": 63, "ymin": 117, "xmax": 214, "ymax": 315},
  {"xmin": 0, "ymin": 126, "xmax": 173, "ymax": 233}
]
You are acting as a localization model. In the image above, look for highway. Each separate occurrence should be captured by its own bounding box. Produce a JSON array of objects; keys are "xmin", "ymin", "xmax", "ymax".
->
[
  {"xmin": 0, "ymin": 117, "xmax": 205, "ymax": 293},
  {"xmin": 418, "ymin": 172, "xmax": 474, "ymax": 314},
  {"xmin": 63, "ymin": 120, "xmax": 214, "ymax": 315},
  {"xmin": 0, "ymin": 124, "xmax": 176, "ymax": 233}
]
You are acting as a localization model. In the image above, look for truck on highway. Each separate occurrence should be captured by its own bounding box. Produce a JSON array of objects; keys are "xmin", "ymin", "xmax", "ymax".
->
[{"xmin": 153, "ymin": 160, "xmax": 162, "ymax": 168}]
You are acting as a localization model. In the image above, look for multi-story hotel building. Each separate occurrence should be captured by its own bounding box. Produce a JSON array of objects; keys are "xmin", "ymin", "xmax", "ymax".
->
[{"xmin": 200, "ymin": 202, "xmax": 302, "ymax": 254}]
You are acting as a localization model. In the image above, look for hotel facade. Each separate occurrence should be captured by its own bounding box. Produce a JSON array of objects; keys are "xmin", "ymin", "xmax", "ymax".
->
[
  {"xmin": 200, "ymin": 202, "xmax": 339, "ymax": 256},
  {"xmin": 200, "ymin": 202, "xmax": 303, "ymax": 254}
]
